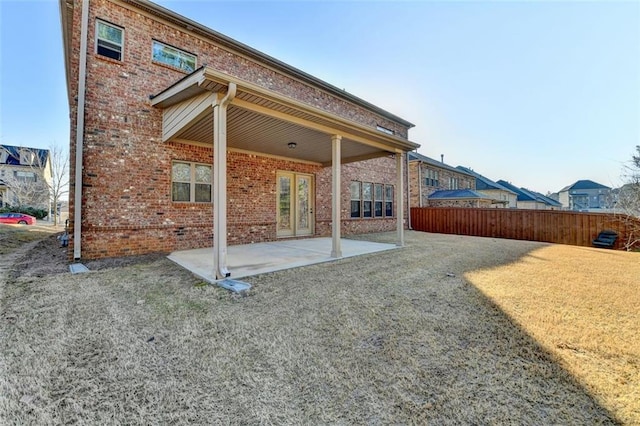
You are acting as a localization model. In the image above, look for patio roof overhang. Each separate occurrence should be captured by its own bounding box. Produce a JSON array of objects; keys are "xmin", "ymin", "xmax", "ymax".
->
[
  {"xmin": 151, "ymin": 66, "xmax": 414, "ymax": 280},
  {"xmin": 150, "ymin": 66, "xmax": 419, "ymax": 165}
]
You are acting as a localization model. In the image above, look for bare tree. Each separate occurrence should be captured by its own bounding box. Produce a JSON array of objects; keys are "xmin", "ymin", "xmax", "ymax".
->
[
  {"xmin": 4, "ymin": 148, "xmax": 50, "ymax": 210},
  {"xmin": 6, "ymin": 178, "xmax": 49, "ymax": 210},
  {"xmin": 46, "ymin": 143, "xmax": 70, "ymax": 226},
  {"xmin": 3, "ymin": 144, "xmax": 69, "ymax": 225},
  {"xmin": 615, "ymin": 145, "xmax": 640, "ymax": 250}
]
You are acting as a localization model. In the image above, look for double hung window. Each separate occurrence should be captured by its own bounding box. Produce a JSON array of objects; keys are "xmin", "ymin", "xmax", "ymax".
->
[
  {"xmin": 350, "ymin": 181, "xmax": 394, "ymax": 219},
  {"xmin": 96, "ymin": 20, "xmax": 123, "ymax": 61},
  {"xmin": 374, "ymin": 184, "xmax": 384, "ymax": 218}
]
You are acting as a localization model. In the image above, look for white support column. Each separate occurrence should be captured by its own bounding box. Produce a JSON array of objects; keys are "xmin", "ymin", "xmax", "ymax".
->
[
  {"xmin": 396, "ymin": 151, "xmax": 405, "ymax": 247},
  {"xmin": 213, "ymin": 83, "xmax": 236, "ymax": 279},
  {"xmin": 331, "ymin": 134, "xmax": 342, "ymax": 258}
]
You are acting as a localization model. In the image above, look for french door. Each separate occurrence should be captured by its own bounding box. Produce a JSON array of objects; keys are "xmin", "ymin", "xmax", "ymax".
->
[{"xmin": 276, "ymin": 172, "xmax": 314, "ymax": 237}]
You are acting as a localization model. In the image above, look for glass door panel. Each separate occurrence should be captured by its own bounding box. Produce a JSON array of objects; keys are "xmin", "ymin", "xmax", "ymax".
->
[
  {"xmin": 276, "ymin": 172, "xmax": 314, "ymax": 237},
  {"xmin": 277, "ymin": 173, "xmax": 293, "ymax": 237},
  {"xmin": 296, "ymin": 175, "xmax": 312, "ymax": 236}
]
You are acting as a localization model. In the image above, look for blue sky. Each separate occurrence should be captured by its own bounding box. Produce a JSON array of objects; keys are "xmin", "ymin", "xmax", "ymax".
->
[{"xmin": 1, "ymin": 0, "xmax": 638, "ymax": 195}]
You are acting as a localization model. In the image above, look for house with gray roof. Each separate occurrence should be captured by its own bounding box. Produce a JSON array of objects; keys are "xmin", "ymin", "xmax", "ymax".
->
[
  {"xmin": 0, "ymin": 144, "xmax": 52, "ymax": 209},
  {"xmin": 557, "ymin": 180, "xmax": 613, "ymax": 211},
  {"xmin": 427, "ymin": 189, "xmax": 495, "ymax": 208},
  {"xmin": 408, "ymin": 152, "xmax": 475, "ymax": 207},
  {"xmin": 456, "ymin": 166, "xmax": 517, "ymax": 208},
  {"xmin": 496, "ymin": 180, "xmax": 561, "ymax": 210}
]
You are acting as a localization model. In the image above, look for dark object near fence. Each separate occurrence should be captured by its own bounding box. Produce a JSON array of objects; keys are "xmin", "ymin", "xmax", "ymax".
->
[
  {"xmin": 58, "ymin": 218, "xmax": 70, "ymax": 247},
  {"xmin": 592, "ymin": 230, "xmax": 618, "ymax": 249}
]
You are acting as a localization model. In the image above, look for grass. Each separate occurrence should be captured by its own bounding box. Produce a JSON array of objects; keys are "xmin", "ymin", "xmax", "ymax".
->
[
  {"xmin": 1, "ymin": 229, "xmax": 637, "ymax": 424},
  {"xmin": 0, "ymin": 223, "xmax": 59, "ymax": 255},
  {"xmin": 466, "ymin": 244, "xmax": 640, "ymax": 425}
]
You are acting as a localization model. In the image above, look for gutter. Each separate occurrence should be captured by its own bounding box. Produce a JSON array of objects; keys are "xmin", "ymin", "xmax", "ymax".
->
[
  {"xmin": 127, "ymin": 0, "xmax": 415, "ymax": 129},
  {"xmin": 417, "ymin": 156, "xmax": 423, "ymax": 207},
  {"xmin": 73, "ymin": 0, "xmax": 90, "ymax": 260},
  {"xmin": 406, "ymin": 150, "xmax": 411, "ymax": 230}
]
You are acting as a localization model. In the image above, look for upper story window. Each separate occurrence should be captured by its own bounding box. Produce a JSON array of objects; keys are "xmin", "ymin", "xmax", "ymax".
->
[
  {"xmin": 425, "ymin": 169, "xmax": 439, "ymax": 187},
  {"xmin": 449, "ymin": 177, "xmax": 459, "ymax": 190},
  {"xmin": 376, "ymin": 125, "xmax": 394, "ymax": 135},
  {"xmin": 20, "ymin": 150, "xmax": 35, "ymax": 165},
  {"xmin": 0, "ymin": 149, "xmax": 8, "ymax": 163},
  {"xmin": 152, "ymin": 40, "xmax": 196, "ymax": 73},
  {"xmin": 96, "ymin": 20, "xmax": 123, "ymax": 61},
  {"xmin": 15, "ymin": 171, "xmax": 37, "ymax": 182}
]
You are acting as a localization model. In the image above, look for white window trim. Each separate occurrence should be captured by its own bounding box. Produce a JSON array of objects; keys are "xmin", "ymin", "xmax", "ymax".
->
[{"xmin": 96, "ymin": 19, "xmax": 124, "ymax": 61}]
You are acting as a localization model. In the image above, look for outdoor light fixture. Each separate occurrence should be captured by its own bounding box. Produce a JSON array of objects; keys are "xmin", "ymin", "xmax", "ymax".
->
[{"xmin": 288, "ymin": 142, "xmax": 297, "ymax": 149}]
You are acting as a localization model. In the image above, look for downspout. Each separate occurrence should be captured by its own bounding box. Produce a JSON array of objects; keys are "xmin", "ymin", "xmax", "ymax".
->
[
  {"xmin": 213, "ymin": 83, "xmax": 236, "ymax": 279},
  {"xmin": 73, "ymin": 0, "xmax": 90, "ymax": 260},
  {"xmin": 417, "ymin": 160, "xmax": 423, "ymax": 207},
  {"xmin": 406, "ymin": 151, "xmax": 411, "ymax": 230}
]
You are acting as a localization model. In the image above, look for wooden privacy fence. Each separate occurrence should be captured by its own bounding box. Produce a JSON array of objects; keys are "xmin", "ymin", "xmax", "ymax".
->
[{"xmin": 410, "ymin": 207, "xmax": 640, "ymax": 250}]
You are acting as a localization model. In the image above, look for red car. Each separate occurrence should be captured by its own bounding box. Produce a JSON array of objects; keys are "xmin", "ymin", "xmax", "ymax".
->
[{"xmin": 0, "ymin": 212, "xmax": 36, "ymax": 225}]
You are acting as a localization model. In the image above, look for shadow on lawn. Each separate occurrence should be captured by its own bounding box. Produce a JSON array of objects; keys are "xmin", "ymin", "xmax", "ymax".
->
[
  {"xmin": 461, "ymin": 282, "xmax": 621, "ymax": 424},
  {"xmin": 0, "ymin": 228, "xmax": 624, "ymax": 424},
  {"xmin": 349, "ymin": 231, "xmax": 621, "ymax": 424}
]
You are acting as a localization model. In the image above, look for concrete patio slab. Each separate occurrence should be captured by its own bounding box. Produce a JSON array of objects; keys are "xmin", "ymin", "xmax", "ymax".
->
[{"xmin": 167, "ymin": 237, "xmax": 399, "ymax": 282}]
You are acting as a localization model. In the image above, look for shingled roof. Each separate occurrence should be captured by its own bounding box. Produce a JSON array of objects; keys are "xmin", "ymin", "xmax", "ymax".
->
[
  {"xmin": 0, "ymin": 144, "xmax": 50, "ymax": 167},
  {"xmin": 559, "ymin": 179, "xmax": 611, "ymax": 192},
  {"xmin": 427, "ymin": 189, "xmax": 493, "ymax": 200},
  {"xmin": 408, "ymin": 152, "xmax": 473, "ymax": 176},
  {"xmin": 456, "ymin": 166, "xmax": 517, "ymax": 194},
  {"xmin": 497, "ymin": 180, "xmax": 562, "ymax": 207}
]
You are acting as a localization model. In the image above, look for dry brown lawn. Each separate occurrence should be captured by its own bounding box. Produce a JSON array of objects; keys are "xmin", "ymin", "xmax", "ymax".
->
[
  {"xmin": 0, "ymin": 223, "xmax": 59, "ymax": 256},
  {"xmin": 0, "ymin": 228, "xmax": 637, "ymax": 424},
  {"xmin": 466, "ymin": 244, "xmax": 640, "ymax": 425}
]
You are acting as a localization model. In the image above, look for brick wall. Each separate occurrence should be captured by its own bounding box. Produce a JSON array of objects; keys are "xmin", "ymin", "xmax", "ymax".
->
[
  {"xmin": 408, "ymin": 161, "xmax": 475, "ymax": 207},
  {"xmin": 79, "ymin": 151, "xmax": 403, "ymax": 259},
  {"xmin": 317, "ymin": 155, "xmax": 405, "ymax": 236},
  {"xmin": 66, "ymin": 0, "xmax": 410, "ymax": 259}
]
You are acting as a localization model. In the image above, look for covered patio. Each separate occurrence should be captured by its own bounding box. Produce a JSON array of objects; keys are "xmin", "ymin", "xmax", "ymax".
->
[
  {"xmin": 151, "ymin": 66, "xmax": 418, "ymax": 280},
  {"xmin": 168, "ymin": 237, "xmax": 399, "ymax": 282}
]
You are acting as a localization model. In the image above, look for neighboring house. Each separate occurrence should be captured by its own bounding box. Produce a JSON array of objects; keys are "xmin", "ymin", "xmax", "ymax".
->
[
  {"xmin": 558, "ymin": 180, "xmax": 613, "ymax": 211},
  {"xmin": 0, "ymin": 145, "xmax": 51, "ymax": 209},
  {"xmin": 408, "ymin": 152, "xmax": 474, "ymax": 207},
  {"xmin": 456, "ymin": 166, "xmax": 517, "ymax": 208},
  {"xmin": 548, "ymin": 192, "xmax": 560, "ymax": 203},
  {"xmin": 496, "ymin": 180, "xmax": 562, "ymax": 210},
  {"xmin": 532, "ymin": 191, "xmax": 563, "ymax": 210},
  {"xmin": 427, "ymin": 189, "xmax": 494, "ymax": 208},
  {"xmin": 59, "ymin": 0, "xmax": 419, "ymax": 276}
]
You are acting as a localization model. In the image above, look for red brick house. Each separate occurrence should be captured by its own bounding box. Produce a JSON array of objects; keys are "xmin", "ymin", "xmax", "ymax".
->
[{"xmin": 59, "ymin": 0, "xmax": 419, "ymax": 278}]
